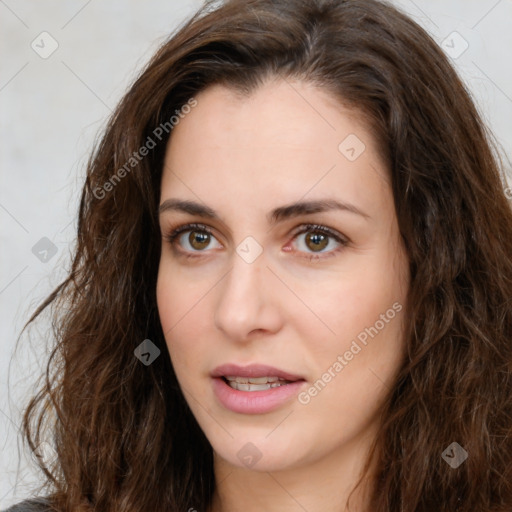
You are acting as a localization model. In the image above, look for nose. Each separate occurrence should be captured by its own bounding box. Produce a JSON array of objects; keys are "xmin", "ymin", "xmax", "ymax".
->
[{"xmin": 213, "ymin": 247, "xmax": 283, "ymax": 342}]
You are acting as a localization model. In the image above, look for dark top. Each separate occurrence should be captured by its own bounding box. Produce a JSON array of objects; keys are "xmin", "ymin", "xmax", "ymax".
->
[{"xmin": 1, "ymin": 498, "xmax": 51, "ymax": 512}]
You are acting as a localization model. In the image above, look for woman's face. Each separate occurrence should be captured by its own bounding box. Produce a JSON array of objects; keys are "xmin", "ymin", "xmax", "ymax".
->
[{"xmin": 156, "ymin": 78, "xmax": 409, "ymax": 472}]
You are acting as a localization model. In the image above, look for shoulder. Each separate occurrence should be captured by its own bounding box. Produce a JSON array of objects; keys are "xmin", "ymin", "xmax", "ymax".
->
[{"xmin": 1, "ymin": 497, "xmax": 52, "ymax": 512}]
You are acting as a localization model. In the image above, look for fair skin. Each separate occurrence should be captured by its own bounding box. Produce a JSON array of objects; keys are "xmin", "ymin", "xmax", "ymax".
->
[{"xmin": 156, "ymin": 78, "xmax": 409, "ymax": 512}]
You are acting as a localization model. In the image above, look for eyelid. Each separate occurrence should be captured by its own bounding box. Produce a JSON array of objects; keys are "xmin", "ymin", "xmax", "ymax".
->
[
  {"xmin": 165, "ymin": 222, "xmax": 215, "ymax": 240},
  {"xmin": 163, "ymin": 222, "xmax": 349, "ymax": 259}
]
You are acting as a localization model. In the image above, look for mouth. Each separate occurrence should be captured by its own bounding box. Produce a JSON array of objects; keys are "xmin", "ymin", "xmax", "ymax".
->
[
  {"xmin": 210, "ymin": 363, "xmax": 307, "ymax": 414},
  {"xmin": 221, "ymin": 375, "xmax": 299, "ymax": 391},
  {"xmin": 211, "ymin": 362, "xmax": 305, "ymax": 383}
]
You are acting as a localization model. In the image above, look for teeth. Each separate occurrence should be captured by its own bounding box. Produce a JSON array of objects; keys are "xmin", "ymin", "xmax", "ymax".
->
[
  {"xmin": 225, "ymin": 376, "xmax": 282, "ymax": 384},
  {"xmin": 223, "ymin": 376, "xmax": 293, "ymax": 391},
  {"xmin": 227, "ymin": 380, "xmax": 289, "ymax": 391}
]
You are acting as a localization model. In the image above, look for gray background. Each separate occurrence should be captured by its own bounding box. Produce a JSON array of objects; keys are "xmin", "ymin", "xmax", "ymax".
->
[{"xmin": 1, "ymin": 0, "xmax": 511, "ymax": 508}]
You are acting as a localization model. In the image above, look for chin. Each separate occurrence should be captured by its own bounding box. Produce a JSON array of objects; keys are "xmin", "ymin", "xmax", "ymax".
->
[{"xmin": 209, "ymin": 432, "xmax": 309, "ymax": 473}]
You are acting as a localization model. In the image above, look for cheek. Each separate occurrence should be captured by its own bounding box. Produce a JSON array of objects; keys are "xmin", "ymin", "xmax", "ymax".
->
[
  {"xmin": 156, "ymin": 264, "xmax": 192, "ymax": 373},
  {"xmin": 296, "ymin": 246, "xmax": 407, "ymax": 384},
  {"xmin": 299, "ymin": 278, "xmax": 406, "ymax": 432},
  {"xmin": 156, "ymin": 266, "xmax": 176, "ymax": 336},
  {"xmin": 156, "ymin": 260, "xmax": 203, "ymax": 335},
  {"xmin": 304, "ymin": 263, "xmax": 404, "ymax": 341},
  {"xmin": 156, "ymin": 262, "xmax": 212, "ymax": 373}
]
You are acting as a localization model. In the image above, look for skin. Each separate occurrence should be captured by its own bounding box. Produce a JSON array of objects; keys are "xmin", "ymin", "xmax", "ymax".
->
[{"xmin": 156, "ymin": 77, "xmax": 410, "ymax": 512}]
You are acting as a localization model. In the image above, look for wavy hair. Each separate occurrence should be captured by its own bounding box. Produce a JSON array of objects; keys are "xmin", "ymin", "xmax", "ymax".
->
[{"xmin": 14, "ymin": 0, "xmax": 512, "ymax": 510}]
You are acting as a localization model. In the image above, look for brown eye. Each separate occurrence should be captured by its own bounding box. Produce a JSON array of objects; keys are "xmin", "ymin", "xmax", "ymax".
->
[
  {"xmin": 291, "ymin": 224, "xmax": 348, "ymax": 259},
  {"xmin": 165, "ymin": 224, "xmax": 222, "ymax": 254},
  {"xmin": 188, "ymin": 230, "xmax": 211, "ymax": 250},
  {"xmin": 304, "ymin": 232, "xmax": 329, "ymax": 252}
]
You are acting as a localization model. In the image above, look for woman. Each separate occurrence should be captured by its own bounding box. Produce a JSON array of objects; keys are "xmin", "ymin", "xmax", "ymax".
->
[{"xmin": 5, "ymin": 0, "xmax": 512, "ymax": 510}]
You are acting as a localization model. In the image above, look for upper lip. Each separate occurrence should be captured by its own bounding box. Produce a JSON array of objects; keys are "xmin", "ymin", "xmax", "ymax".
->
[{"xmin": 211, "ymin": 363, "xmax": 305, "ymax": 381}]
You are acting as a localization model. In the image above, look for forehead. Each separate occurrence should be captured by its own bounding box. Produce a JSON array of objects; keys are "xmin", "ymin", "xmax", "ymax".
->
[
  {"xmin": 167, "ymin": 79, "xmax": 374, "ymax": 152},
  {"xmin": 160, "ymin": 79, "xmax": 390, "ymax": 216}
]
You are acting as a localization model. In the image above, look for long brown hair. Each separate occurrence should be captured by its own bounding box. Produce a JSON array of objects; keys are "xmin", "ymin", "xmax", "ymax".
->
[{"xmin": 14, "ymin": 0, "xmax": 512, "ymax": 510}]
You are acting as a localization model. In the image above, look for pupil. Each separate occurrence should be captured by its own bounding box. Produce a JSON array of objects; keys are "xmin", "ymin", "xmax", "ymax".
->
[
  {"xmin": 307, "ymin": 232, "xmax": 328, "ymax": 251},
  {"xmin": 190, "ymin": 231, "xmax": 210, "ymax": 249}
]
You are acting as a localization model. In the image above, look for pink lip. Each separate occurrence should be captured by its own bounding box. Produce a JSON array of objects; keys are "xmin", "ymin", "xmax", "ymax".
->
[
  {"xmin": 211, "ymin": 363, "xmax": 304, "ymax": 381},
  {"xmin": 211, "ymin": 363, "xmax": 307, "ymax": 414}
]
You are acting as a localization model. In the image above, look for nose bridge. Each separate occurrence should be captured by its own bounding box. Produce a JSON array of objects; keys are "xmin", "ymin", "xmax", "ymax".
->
[
  {"xmin": 214, "ymin": 244, "xmax": 280, "ymax": 339},
  {"xmin": 228, "ymin": 252, "xmax": 262, "ymax": 300}
]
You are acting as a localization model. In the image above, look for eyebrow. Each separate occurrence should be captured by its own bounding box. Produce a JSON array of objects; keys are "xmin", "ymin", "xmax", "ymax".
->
[{"xmin": 158, "ymin": 198, "xmax": 370, "ymax": 224}]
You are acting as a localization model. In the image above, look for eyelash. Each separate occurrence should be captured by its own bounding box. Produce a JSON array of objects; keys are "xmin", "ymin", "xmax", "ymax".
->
[{"xmin": 163, "ymin": 222, "xmax": 349, "ymax": 261}]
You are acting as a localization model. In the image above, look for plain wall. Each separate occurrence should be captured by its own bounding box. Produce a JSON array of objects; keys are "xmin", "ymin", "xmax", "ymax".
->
[{"xmin": 1, "ymin": 0, "xmax": 511, "ymax": 508}]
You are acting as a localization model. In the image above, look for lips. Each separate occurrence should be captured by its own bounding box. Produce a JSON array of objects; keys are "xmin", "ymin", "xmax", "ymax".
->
[
  {"xmin": 211, "ymin": 363, "xmax": 305, "ymax": 382},
  {"xmin": 210, "ymin": 364, "xmax": 307, "ymax": 414}
]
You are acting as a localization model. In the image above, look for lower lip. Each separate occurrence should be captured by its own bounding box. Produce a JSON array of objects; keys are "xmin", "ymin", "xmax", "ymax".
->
[{"xmin": 212, "ymin": 377, "xmax": 306, "ymax": 414}]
